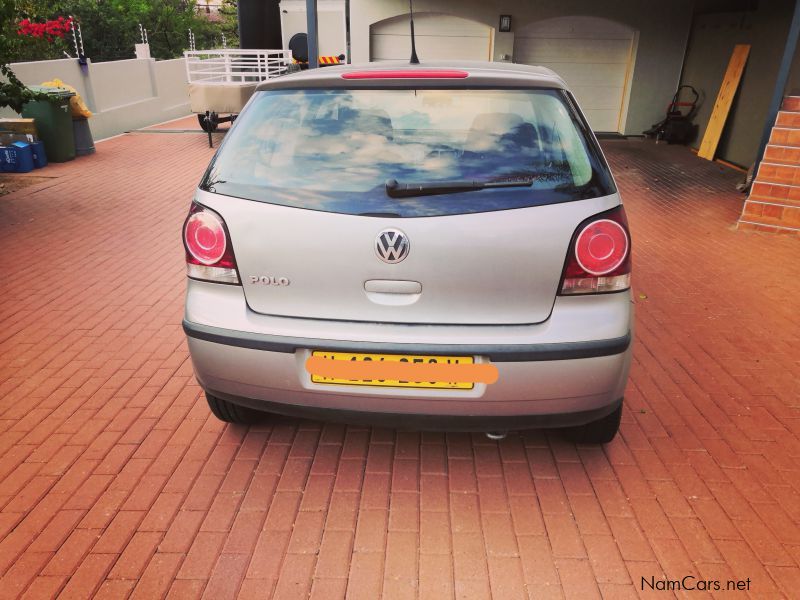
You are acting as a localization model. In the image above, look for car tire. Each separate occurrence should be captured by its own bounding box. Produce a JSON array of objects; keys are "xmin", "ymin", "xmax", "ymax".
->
[
  {"xmin": 205, "ymin": 393, "xmax": 261, "ymax": 424},
  {"xmin": 570, "ymin": 401, "xmax": 622, "ymax": 444}
]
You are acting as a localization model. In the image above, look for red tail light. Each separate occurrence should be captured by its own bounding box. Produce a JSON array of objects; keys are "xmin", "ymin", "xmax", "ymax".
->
[
  {"xmin": 183, "ymin": 203, "xmax": 240, "ymax": 285},
  {"xmin": 560, "ymin": 206, "xmax": 631, "ymax": 295}
]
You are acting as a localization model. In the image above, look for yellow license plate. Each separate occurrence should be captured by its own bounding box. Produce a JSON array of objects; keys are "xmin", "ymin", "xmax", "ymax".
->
[{"xmin": 309, "ymin": 351, "xmax": 475, "ymax": 389}]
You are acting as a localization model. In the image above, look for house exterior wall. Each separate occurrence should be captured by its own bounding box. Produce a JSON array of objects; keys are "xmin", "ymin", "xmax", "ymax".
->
[
  {"xmin": 681, "ymin": 1, "xmax": 798, "ymax": 167},
  {"xmin": 348, "ymin": 0, "xmax": 694, "ymax": 136},
  {"xmin": 280, "ymin": 0, "xmax": 348, "ymax": 59}
]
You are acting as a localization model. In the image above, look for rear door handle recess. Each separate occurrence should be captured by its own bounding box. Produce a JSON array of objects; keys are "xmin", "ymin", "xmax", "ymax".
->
[
  {"xmin": 364, "ymin": 280, "xmax": 422, "ymax": 306},
  {"xmin": 364, "ymin": 280, "xmax": 422, "ymax": 294}
]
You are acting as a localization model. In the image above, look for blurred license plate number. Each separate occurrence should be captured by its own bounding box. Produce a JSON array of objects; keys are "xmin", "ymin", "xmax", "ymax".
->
[{"xmin": 310, "ymin": 351, "xmax": 474, "ymax": 389}]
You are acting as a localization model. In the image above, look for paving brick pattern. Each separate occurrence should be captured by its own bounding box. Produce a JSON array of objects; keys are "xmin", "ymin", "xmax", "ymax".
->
[{"xmin": 1, "ymin": 122, "xmax": 799, "ymax": 599}]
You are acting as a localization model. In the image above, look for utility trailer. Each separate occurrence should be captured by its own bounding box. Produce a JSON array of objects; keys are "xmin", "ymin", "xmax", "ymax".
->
[{"xmin": 184, "ymin": 49, "xmax": 292, "ymax": 145}]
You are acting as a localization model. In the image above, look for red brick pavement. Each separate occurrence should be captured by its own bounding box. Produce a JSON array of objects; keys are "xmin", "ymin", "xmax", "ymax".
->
[{"xmin": 0, "ymin": 123, "xmax": 799, "ymax": 599}]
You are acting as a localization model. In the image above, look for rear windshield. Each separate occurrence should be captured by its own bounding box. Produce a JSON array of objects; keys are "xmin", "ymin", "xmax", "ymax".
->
[{"xmin": 200, "ymin": 88, "xmax": 615, "ymax": 217}]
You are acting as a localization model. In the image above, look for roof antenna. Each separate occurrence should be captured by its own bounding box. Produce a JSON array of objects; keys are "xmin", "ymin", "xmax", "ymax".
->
[{"xmin": 408, "ymin": 0, "xmax": 420, "ymax": 64}]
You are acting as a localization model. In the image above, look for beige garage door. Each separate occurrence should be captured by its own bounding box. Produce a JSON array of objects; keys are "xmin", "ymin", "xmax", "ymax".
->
[
  {"xmin": 514, "ymin": 16, "xmax": 636, "ymax": 133},
  {"xmin": 370, "ymin": 13, "xmax": 491, "ymax": 62}
]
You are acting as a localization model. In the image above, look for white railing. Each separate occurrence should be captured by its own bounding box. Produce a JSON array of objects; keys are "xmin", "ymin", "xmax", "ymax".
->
[{"xmin": 184, "ymin": 49, "xmax": 292, "ymax": 83}]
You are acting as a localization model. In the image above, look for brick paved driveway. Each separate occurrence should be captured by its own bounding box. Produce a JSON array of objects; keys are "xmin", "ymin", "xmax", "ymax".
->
[{"xmin": 1, "ymin": 120, "xmax": 799, "ymax": 599}]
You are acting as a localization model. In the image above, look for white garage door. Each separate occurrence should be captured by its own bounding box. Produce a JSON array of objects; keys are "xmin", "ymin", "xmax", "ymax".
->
[
  {"xmin": 514, "ymin": 16, "xmax": 636, "ymax": 132},
  {"xmin": 370, "ymin": 13, "xmax": 491, "ymax": 62}
]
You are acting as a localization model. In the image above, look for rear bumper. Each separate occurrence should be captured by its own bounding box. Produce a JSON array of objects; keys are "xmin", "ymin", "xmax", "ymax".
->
[
  {"xmin": 184, "ymin": 327, "xmax": 631, "ymax": 428},
  {"xmin": 183, "ymin": 319, "xmax": 631, "ymax": 362},
  {"xmin": 203, "ymin": 385, "xmax": 623, "ymax": 432},
  {"xmin": 183, "ymin": 281, "xmax": 633, "ymax": 428}
]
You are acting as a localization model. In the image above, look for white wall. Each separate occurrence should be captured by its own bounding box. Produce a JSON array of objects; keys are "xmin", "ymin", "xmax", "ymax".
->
[
  {"xmin": 348, "ymin": 0, "xmax": 694, "ymax": 136},
  {"xmin": 280, "ymin": 0, "xmax": 348, "ymax": 60},
  {"xmin": 1, "ymin": 57, "xmax": 190, "ymax": 140}
]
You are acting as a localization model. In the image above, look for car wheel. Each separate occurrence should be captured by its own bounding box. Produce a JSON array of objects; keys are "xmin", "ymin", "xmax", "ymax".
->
[
  {"xmin": 570, "ymin": 401, "xmax": 622, "ymax": 444},
  {"xmin": 205, "ymin": 393, "xmax": 261, "ymax": 424}
]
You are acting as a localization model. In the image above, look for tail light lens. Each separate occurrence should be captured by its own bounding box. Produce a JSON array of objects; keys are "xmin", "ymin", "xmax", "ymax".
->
[
  {"xmin": 183, "ymin": 203, "xmax": 240, "ymax": 285},
  {"xmin": 560, "ymin": 206, "xmax": 631, "ymax": 295}
]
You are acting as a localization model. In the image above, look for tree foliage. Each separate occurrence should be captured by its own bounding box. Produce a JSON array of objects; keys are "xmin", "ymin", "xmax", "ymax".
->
[
  {"xmin": 2, "ymin": 0, "xmax": 239, "ymax": 64},
  {"xmin": 1, "ymin": 0, "xmax": 239, "ymax": 110},
  {"xmin": 0, "ymin": 0, "xmax": 51, "ymax": 111}
]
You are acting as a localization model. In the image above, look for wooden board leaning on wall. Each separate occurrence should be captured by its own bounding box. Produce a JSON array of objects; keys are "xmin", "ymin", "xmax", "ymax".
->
[{"xmin": 698, "ymin": 44, "xmax": 751, "ymax": 161}]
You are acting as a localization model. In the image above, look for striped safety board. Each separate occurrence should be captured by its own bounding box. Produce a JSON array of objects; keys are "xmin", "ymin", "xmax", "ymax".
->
[{"xmin": 292, "ymin": 56, "xmax": 341, "ymax": 65}]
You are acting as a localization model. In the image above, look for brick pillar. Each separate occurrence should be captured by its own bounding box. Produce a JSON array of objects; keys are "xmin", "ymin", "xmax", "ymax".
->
[{"xmin": 738, "ymin": 96, "xmax": 800, "ymax": 235}]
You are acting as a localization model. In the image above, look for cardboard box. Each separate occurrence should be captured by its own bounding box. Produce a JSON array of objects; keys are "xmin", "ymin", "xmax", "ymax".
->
[
  {"xmin": 0, "ymin": 118, "xmax": 38, "ymax": 137},
  {"xmin": 0, "ymin": 132, "xmax": 34, "ymax": 146}
]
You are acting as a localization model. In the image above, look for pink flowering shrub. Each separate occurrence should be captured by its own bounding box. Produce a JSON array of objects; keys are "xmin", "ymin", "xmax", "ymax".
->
[{"xmin": 17, "ymin": 16, "xmax": 74, "ymax": 42}]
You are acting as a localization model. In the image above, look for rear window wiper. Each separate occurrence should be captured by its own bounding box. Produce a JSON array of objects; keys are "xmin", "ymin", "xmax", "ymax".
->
[{"xmin": 385, "ymin": 178, "xmax": 532, "ymax": 199}]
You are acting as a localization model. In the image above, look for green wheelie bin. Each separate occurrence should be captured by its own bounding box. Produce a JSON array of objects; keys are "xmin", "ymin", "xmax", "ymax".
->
[{"xmin": 22, "ymin": 86, "xmax": 76, "ymax": 162}]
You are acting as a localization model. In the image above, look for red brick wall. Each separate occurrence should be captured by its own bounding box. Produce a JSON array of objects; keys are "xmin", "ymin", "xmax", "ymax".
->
[{"xmin": 738, "ymin": 96, "xmax": 800, "ymax": 235}]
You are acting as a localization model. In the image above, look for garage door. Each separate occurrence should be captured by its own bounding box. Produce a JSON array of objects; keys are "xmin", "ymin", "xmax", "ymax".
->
[
  {"xmin": 370, "ymin": 13, "xmax": 491, "ymax": 62},
  {"xmin": 514, "ymin": 16, "xmax": 636, "ymax": 133}
]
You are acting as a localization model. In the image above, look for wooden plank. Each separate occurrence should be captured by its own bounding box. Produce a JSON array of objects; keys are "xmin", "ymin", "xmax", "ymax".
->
[{"xmin": 698, "ymin": 44, "xmax": 751, "ymax": 160}]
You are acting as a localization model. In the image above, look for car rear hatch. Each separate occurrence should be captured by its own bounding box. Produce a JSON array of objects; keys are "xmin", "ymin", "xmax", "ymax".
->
[
  {"xmin": 199, "ymin": 191, "xmax": 618, "ymax": 325},
  {"xmin": 197, "ymin": 82, "xmax": 618, "ymax": 326}
]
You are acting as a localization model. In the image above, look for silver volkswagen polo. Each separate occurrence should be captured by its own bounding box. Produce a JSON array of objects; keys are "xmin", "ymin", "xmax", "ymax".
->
[{"xmin": 182, "ymin": 62, "xmax": 632, "ymax": 443}]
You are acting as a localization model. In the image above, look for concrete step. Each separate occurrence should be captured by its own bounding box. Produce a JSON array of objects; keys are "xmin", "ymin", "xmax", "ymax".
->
[
  {"xmin": 776, "ymin": 111, "xmax": 800, "ymax": 128},
  {"xmin": 763, "ymin": 144, "xmax": 800, "ymax": 166},
  {"xmin": 738, "ymin": 218, "xmax": 800, "ymax": 235},
  {"xmin": 741, "ymin": 195, "xmax": 800, "ymax": 222},
  {"xmin": 747, "ymin": 193, "xmax": 800, "ymax": 209},
  {"xmin": 756, "ymin": 162, "xmax": 800, "ymax": 185},
  {"xmin": 736, "ymin": 95, "xmax": 800, "ymax": 234},
  {"xmin": 739, "ymin": 206, "xmax": 800, "ymax": 234},
  {"xmin": 770, "ymin": 127, "xmax": 800, "ymax": 148},
  {"xmin": 781, "ymin": 96, "xmax": 800, "ymax": 112},
  {"xmin": 750, "ymin": 180, "xmax": 800, "ymax": 203}
]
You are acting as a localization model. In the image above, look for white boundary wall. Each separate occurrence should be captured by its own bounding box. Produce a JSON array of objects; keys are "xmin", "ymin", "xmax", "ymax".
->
[{"xmin": 1, "ymin": 57, "xmax": 190, "ymax": 140}]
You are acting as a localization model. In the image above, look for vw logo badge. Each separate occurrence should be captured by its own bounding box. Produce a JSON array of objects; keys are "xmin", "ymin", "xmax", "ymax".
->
[{"xmin": 375, "ymin": 229, "xmax": 410, "ymax": 264}]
